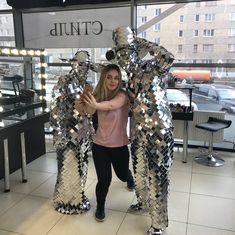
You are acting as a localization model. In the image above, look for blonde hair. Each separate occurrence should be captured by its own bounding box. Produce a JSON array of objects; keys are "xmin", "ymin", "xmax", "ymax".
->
[{"xmin": 93, "ymin": 64, "xmax": 123, "ymax": 102}]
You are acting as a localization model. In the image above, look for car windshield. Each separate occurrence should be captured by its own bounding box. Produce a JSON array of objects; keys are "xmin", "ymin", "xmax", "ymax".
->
[
  {"xmin": 217, "ymin": 89, "xmax": 235, "ymax": 99},
  {"xmin": 167, "ymin": 91, "xmax": 188, "ymax": 102}
]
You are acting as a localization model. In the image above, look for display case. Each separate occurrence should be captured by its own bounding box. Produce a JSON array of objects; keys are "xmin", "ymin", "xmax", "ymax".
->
[
  {"xmin": 167, "ymin": 87, "xmax": 194, "ymax": 163},
  {"xmin": 167, "ymin": 87, "xmax": 194, "ymax": 121},
  {"xmin": 0, "ymin": 47, "xmax": 49, "ymax": 185}
]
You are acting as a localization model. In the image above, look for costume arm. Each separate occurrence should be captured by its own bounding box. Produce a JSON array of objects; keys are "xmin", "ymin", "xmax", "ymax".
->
[{"xmin": 135, "ymin": 37, "xmax": 174, "ymax": 74}]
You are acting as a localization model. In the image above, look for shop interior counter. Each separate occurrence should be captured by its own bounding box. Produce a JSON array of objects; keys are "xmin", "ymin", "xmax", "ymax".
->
[{"xmin": 0, "ymin": 101, "xmax": 49, "ymax": 192}]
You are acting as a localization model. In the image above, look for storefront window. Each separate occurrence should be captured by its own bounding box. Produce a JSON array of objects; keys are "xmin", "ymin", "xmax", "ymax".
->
[{"xmin": 137, "ymin": 1, "xmax": 235, "ymax": 150}]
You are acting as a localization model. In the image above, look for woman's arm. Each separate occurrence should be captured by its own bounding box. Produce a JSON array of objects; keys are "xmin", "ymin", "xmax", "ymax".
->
[{"xmin": 83, "ymin": 91, "xmax": 127, "ymax": 111}]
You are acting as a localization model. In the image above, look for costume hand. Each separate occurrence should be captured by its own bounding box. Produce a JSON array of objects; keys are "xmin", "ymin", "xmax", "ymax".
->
[{"xmin": 74, "ymin": 98, "xmax": 85, "ymax": 114}]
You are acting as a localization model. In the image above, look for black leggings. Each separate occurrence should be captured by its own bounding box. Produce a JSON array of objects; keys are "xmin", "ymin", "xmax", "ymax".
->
[{"xmin": 92, "ymin": 143, "xmax": 131, "ymax": 206}]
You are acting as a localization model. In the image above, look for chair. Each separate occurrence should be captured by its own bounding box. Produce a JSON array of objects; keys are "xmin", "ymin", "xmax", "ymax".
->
[{"xmin": 194, "ymin": 117, "xmax": 232, "ymax": 167}]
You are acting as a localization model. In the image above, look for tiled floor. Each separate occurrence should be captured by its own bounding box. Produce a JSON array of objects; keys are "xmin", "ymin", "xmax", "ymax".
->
[{"xmin": 0, "ymin": 141, "xmax": 235, "ymax": 235}]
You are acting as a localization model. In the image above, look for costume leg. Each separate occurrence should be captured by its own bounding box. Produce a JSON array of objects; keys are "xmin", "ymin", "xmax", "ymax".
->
[
  {"xmin": 129, "ymin": 132, "xmax": 149, "ymax": 211},
  {"xmin": 147, "ymin": 128, "xmax": 174, "ymax": 234},
  {"xmin": 53, "ymin": 140, "xmax": 90, "ymax": 214}
]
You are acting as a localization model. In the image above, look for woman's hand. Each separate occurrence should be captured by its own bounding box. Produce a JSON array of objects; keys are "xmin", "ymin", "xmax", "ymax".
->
[
  {"xmin": 75, "ymin": 92, "xmax": 96, "ymax": 115},
  {"xmin": 82, "ymin": 92, "xmax": 98, "ymax": 109}
]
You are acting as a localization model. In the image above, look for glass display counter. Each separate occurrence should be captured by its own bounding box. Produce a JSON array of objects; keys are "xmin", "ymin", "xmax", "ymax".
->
[
  {"xmin": 0, "ymin": 47, "xmax": 49, "ymax": 191},
  {"xmin": 168, "ymin": 87, "xmax": 194, "ymax": 163}
]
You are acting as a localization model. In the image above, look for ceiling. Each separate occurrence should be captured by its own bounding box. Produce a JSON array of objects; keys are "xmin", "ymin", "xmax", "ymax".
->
[{"xmin": 6, "ymin": 0, "xmax": 217, "ymax": 10}]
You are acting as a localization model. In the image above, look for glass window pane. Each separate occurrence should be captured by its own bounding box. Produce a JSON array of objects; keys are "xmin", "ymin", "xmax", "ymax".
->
[
  {"xmin": 0, "ymin": 0, "xmax": 12, "ymax": 10},
  {"xmin": 0, "ymin": 13, "xmax": 15, "ymax": 47},
  {"xmin": 136, "ymin": 1, "xmax": 235, "ymax": 150}
]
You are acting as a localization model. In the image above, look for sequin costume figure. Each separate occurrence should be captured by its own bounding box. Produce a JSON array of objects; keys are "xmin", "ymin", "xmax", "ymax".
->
[
  {"xmin": 106, "ymin": 27, "xmax": 174, "ymax": 235},
  {"xmin": 50, "ymin": 51, "xmax": 94, "ymax": 214}
]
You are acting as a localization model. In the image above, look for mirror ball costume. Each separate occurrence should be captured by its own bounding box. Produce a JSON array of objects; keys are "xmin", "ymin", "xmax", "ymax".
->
[
  {"xmin": 106, "ymin": 26, "xmax": 175, "ymax": 235},
  {"xmin": 50, "ymin": 51, "xmax": 103, "ymax": 214}
]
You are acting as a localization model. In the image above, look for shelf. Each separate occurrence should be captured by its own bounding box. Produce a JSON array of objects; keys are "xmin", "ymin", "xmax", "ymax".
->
[{"xmin": 172, "ymin": 111, "xmax": 194, "ymax": 121}]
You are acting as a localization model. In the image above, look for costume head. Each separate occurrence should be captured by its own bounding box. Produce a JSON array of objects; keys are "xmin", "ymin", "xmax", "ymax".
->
[{"xmin": 70, "ymin": 50, "xmax": 90, "ymax": 79}]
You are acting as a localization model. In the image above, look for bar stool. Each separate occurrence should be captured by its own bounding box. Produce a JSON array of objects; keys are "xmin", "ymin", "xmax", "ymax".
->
[{"xmin": 194, "ymin": 117, "xmax": 232, "ymax": 167}]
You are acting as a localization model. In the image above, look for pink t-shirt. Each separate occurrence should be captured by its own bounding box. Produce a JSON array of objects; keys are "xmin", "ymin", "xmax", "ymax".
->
[{"xmin": 93, "ymin": 93, "xmax": 129, "ymax": 148}]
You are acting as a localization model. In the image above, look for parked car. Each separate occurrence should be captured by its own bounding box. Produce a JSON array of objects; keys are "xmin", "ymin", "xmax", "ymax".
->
[
  {"xmin": 166, "ymin": 89, "xmax": 198, "ymax": 111},
  {"xmin": 192, "ymin": 84, "xmax": 235, "ymax": 114}
]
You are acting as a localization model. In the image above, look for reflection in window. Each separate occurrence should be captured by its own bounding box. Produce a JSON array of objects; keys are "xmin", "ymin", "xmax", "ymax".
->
[
  {"xmin": 0, "ymin": 13, "xmax": 15, "ymax": 47},
  {"xmin": 0, "ymin": 15, "xmax": 7, "ymax": 24},
  {"xmin": 0, "ymin": 0, "xmax": 11, "ymax": 9},
  {"xmin": 208, "ymin": 89, "xmax": 217, "ymax": 98}
]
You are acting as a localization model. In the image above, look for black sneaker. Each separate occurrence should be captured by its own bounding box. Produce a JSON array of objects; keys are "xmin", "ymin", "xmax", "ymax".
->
[
  {"xmin": 127, "ymin": 178, "xmax": 135, "ymax": 191},
  {"xmin": 95, "ymin": 207, "xmax": 105, "ymax": 222},
  {"xmin": 147, "ymin": 227, "xmax": 162, "ymax": 235}
]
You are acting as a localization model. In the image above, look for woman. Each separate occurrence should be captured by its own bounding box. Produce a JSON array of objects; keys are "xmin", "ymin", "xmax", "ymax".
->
[{"xmin": 75, "ymin": 64, "xmax": 134, "ymax": 222}]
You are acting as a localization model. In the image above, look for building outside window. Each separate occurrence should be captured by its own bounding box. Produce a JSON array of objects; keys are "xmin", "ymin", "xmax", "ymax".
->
[
  {"xmin": 178, "ymin": 44, "xmax": 183, "ymax": 53},
  {"xmin": 141, "ymin": 31, "xmax": 147, "ymax": 38},
  {"xmin": 154, "ymin": 23, "xmax": 161, "ymax": 31},
  {"xmin": 228, "ymin": 28, "xmax": 235, "ymax": 36},
  {"xmin": 202, "ymin": 59, "xmax": 213, "ymax": 63},
  {"xmin": 178, "ymin": 30, "xmax": 183, "ymax": 37},
  {"xmin": 205, "ymin": 13, "xmax": 215, "ymax": 22},
  {"xmin": 205, "ymin": 1, "xmax": 217, "ymax": 6},
  {"xmin": 142, "ymin": 16, "xmax": 147, "ymax": 24},
  {"xmin": 195, "ymin": 14, "xmax": 200, "ymax": 22},
  {"xmin": 203, "ymin": 44, "xmax": 214, "ymax": 52},
  {"xmin": 203, "ymin": 29, "xmax": 215, "ymax": 37},
  {"xmin": 154, "ymin": 37, "xmax": 160, "ymax": 44},
  {"xmin": 155, "ymin": 8, "xmax": 161, "ymax": 16},
  {"xmin": 228, "ymin": 44, "xmax": 235, "ymax": 52},
  {"xmin": 180, "ymin": 15, "xmax": 184, "ymax": 23},
  {"xmin": 194, "ymin": 29, "xmax": 199, "ymax": 37},
  {"xmin": 229, "ymin": 13, "xmax": 235, "ymax": 21}
]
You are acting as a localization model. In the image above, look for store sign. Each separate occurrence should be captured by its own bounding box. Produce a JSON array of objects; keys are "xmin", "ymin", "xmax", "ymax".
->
[{"xmin": 22, "ymin": 7, "xmax": 130, "ymax": 48}]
